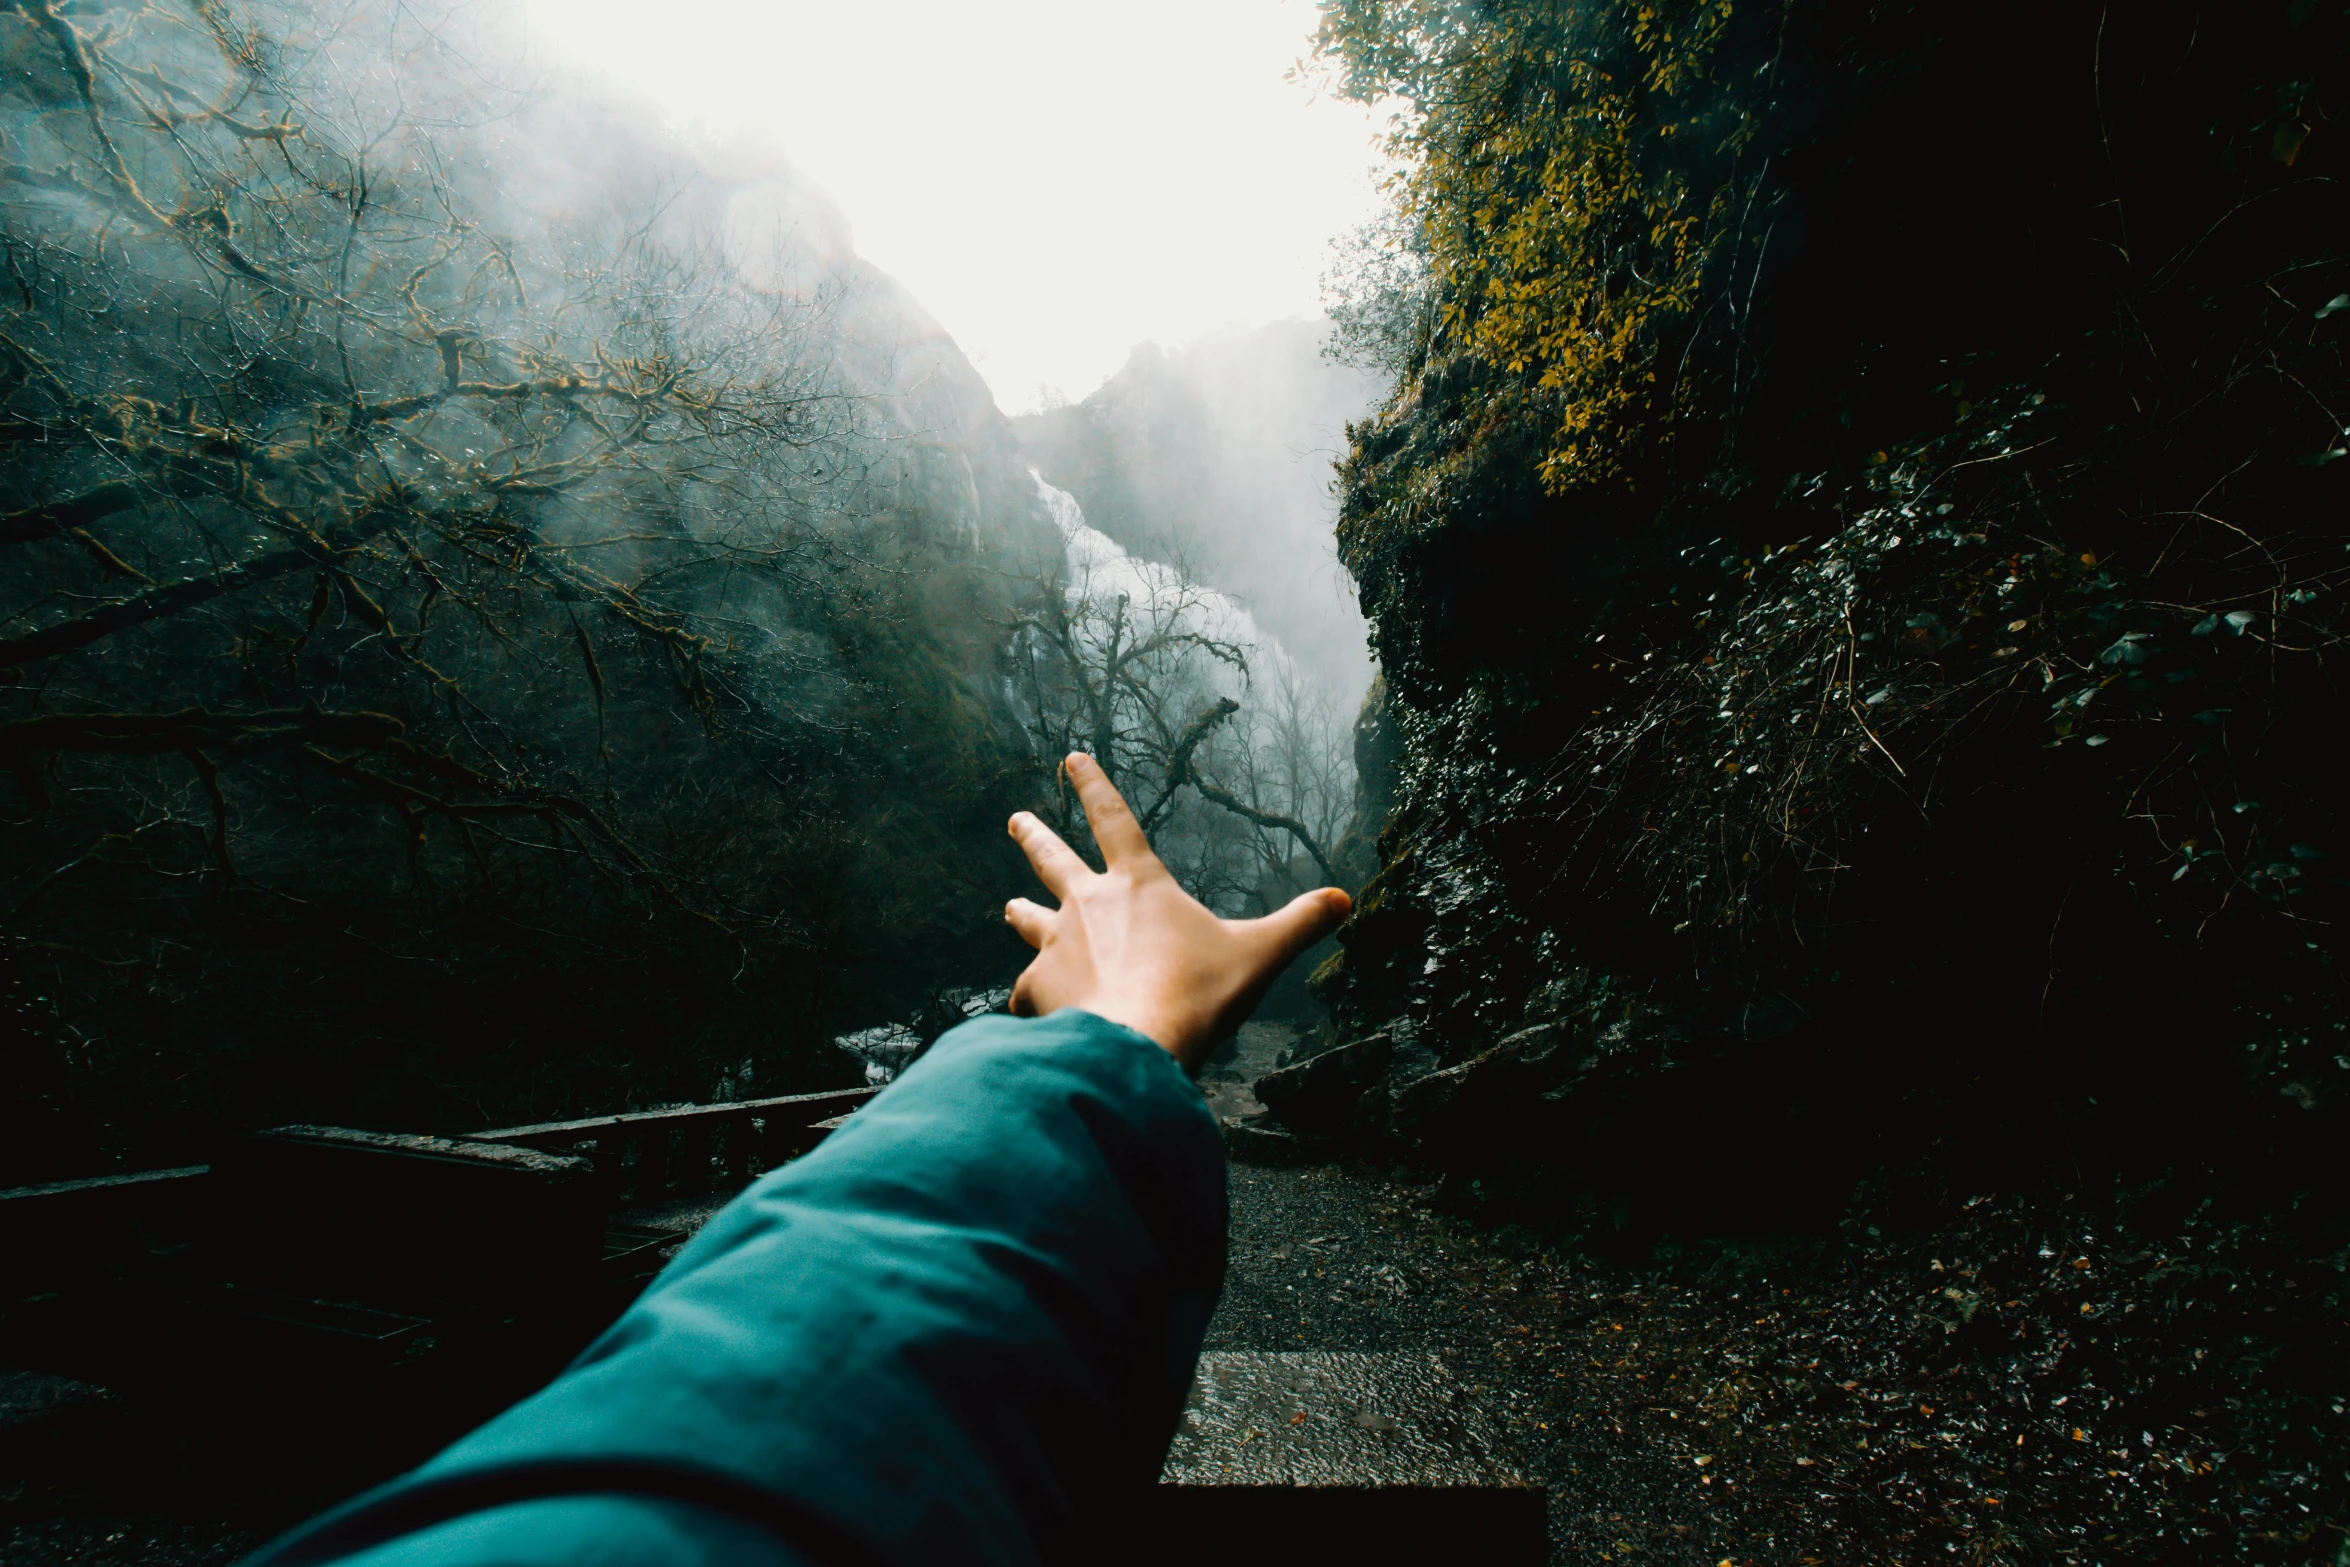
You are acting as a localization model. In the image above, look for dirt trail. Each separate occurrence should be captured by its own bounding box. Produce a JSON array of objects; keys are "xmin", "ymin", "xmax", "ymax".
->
[
  {"xmin": 1203, "ymin": 1133, "xmax": 1794, "ymax": 1567},
  {"xmin": 1200, "ymin": 1025, "xmax": 2339, "ymax": 1567},
  {"xmin": 1205, "ymin": 1024, "xmax": 1708, "ymax": 1564}
]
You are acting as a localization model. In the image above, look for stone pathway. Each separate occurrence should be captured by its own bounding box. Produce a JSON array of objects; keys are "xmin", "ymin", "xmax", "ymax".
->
[{"xmin": 1199, "ymin": 1029, "xmax": 2337, "ymax": 1566}]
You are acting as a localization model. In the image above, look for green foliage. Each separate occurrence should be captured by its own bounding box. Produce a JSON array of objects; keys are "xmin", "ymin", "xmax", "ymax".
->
[{"xmin": 1319, "ymin": 0, "xmax": 1766, "ymax": 495}]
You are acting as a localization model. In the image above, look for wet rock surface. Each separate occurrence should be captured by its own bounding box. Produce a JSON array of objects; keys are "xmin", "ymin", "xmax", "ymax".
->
[
  {"xmin": 1163, "ymin": 1351, "xmax": 1520, "ymax": 1487},
  {"xmin": 1386, "ymin": 1021, "xmax": 1579, "ymax": 1143},
  {"xmin": 1249, "ymin": 1032, "xmax": 1391, "ymax": 1136}
]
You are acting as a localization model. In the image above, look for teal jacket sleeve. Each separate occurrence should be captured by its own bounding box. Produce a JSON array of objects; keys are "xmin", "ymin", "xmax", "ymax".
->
[{"xmin": 243, "ymin": 1010, "xmax": 1228, "ymax": 1567}]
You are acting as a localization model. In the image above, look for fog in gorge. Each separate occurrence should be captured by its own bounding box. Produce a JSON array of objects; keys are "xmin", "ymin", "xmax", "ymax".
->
[
  {"xmin": 1014, "ymin": 323, "xmax": 1386, "ymax": 709},
  {"xmin": 0, "ymin": 0, "xmax": 1376, "ymax": 1178}
]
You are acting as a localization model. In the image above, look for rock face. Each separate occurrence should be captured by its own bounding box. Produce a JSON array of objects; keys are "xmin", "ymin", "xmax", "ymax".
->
[
  {"xmin": 1251, "ymin": 1033, "xmax": 1393, "ymax": 1138},
  {"xmin": 1255, "ymin": 1020, "xmax": 1595, "ymax": 1156},
  {"xmin": 1387, "ymin": 1023, "xmax": 1580, "ymax": 1144},
  {"xmin": 1309, "ymin": 1, "xmax": 2350, "ymax": 1225},
  {"xmin": 1339, "ymin": 1024, "xmax": 1437, "ymax": 1141}
]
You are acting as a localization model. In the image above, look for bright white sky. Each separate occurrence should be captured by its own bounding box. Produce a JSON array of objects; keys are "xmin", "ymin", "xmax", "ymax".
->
[{"xmin": 520, "ymin": 0, "xmax": 1391, "ymax": 414}]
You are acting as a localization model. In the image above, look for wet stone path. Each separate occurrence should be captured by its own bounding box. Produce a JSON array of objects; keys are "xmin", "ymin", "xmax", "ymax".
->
[
  {"xmin": 1204, "ymin": 1148, "xmax": 1752, "ymax": 1566},
  {"xmin": 1196, "ymin": 1022, "xmax": 1698, "ymax": 1564},
  {"xmin": 1199, "ymin": 1024, "xmax": 2335, "ymax": 1567}
]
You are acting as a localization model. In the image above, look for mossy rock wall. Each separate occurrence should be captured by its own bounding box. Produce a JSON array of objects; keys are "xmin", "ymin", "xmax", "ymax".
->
[{"xmin": 1317, "ymin": 0, "xmax": 2350, "ymax": 1225}]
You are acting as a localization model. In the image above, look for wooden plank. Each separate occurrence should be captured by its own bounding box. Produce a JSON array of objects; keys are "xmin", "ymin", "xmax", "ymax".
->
[
  {"xmin": 1, "ymin": 1164, "xmax": 215, "ymax": 1293},
  {"xmin": 0, "ymin": 1165, "xmax": 210, "ymax": 1204},
  {"xmin": 465, "ymin": 1088, "xmax": 877, "ymax": 1147},
  {"xmin": 215, "ymin": 1126, "xmax": 605, "ymax": 1317},
  {"xmin": 259, "ymin": 1126, "xmax": 587, "ymax": 1176}
]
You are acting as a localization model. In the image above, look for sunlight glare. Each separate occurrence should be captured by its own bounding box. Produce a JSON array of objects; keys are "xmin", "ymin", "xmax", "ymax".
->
[{"xmin": 518, "ymin": 0, "xmax": 1389, "ymax": 413}]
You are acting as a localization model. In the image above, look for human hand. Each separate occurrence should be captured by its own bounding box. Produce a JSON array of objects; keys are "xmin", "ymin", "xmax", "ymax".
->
[{"xmin": 1004, "ymin": 754, "xmax": 1352, "ymax": 1074}]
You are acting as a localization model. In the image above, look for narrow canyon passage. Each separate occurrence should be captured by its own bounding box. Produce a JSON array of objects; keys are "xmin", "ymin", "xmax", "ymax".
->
[{"xmin": 5, "ymin": 1, "xmax": 2345, "ymax": 1562}]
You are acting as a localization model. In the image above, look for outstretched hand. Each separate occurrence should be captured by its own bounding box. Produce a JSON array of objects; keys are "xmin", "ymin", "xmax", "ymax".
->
[{"xmin": 1005, "ymin": 754, "xmax": 1352, "ymax": 1074}]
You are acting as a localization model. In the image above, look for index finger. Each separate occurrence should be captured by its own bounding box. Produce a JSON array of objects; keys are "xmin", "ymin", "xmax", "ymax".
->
[
  {"xmin": 1009, "ymin": 810, "xmax": 1090, "ymax": 899},
  {"xmin": 1064, "ymin": 753, "xmax": 1153, "ymax": 870}
]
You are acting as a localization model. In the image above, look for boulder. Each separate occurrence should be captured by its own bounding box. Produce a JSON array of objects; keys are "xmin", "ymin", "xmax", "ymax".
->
[
  {"xmin": 1389, "ymin": 1022, "xmax": 1583, "ymax": 1143},
  {"xmin": 1252, "ymin": 1033, "xmax": 1393, "ymax": 1136},
  {"xmin": 1220, "ymin": 1117, "xmax": 1330, "ymax": 1166},
  {"xmin": 1350, "ymin": 1025, "xmax": 1441, "ymax": 1140}
]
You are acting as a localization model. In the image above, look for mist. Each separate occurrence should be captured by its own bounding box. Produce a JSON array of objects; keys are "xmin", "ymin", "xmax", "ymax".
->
[{"xmin": 1013, "ymin": 321, "xmax": 1387, "ymax": 707}]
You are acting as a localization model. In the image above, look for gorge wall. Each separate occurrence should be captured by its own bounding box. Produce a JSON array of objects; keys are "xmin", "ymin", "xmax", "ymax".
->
[{"xmin": 1303, "ymin": 0, "xmax": 2350, "ymax": 1233}]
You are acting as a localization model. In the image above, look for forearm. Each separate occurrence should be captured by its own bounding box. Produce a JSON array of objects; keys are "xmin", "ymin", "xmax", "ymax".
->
[{"xmin": 247, "ymin": 1011, "xmax": 1227, "ymax": 1567}]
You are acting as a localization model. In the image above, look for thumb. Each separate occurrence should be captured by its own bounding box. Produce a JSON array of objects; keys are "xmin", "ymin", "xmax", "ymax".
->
[{"xmin": 1245, "ymin": 886, "xmax": 1352, "ymax": 965}]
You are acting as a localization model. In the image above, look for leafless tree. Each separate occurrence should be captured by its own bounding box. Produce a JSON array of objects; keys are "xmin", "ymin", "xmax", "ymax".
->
[
  {"xmin": 0, "ymin": 0, "xmax": 1039, "ymax": 1166},
  {"xmin": 1005, "ymin": 538, "xmax": 1353, "ymax": 913}
]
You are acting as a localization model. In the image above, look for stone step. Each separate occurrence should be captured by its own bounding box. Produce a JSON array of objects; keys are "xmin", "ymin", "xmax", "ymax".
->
[{"xmin": 1139, "ymin": 1351, "xmax": 1547, "ymax": 1564}]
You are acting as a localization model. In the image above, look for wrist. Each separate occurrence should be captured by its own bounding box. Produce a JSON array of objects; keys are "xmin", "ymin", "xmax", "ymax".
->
[{"xmin": 1064, "ymin": 997, "xmax": 1193, "ymax": 1070}]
